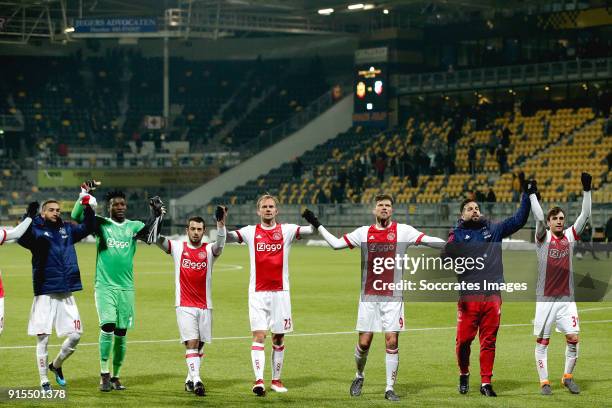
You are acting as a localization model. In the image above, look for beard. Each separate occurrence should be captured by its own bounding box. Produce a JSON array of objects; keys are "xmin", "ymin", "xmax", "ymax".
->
[{"xmin": 462, "ymin": 217, "xmax": 486, "ymax": 229}]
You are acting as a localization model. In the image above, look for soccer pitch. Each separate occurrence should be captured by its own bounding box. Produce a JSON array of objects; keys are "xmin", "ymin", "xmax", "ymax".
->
[{"xmin": 0, "ymin": 243, "xmax": 610, "ymax": 407}]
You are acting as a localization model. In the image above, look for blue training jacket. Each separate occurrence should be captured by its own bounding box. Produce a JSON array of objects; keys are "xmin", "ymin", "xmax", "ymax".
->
[
  {"xmin": 18, "ymin": 205, "xmax": 95, "ymax": 296},
  {"xmin": 444, "ymin": 193, "xmax": 530, "ymax": 288}
]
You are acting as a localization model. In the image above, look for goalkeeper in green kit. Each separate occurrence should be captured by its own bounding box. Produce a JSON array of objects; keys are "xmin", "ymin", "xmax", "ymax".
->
[{"xmin": 71, "ymin": 181, "xmax": 165, "ymax": 392}]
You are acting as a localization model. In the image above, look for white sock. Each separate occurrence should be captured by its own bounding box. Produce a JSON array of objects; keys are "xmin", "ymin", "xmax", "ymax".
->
[
  {"xmin": 385, "ymin": 348, "xmax": 399, "ymax": 392},
  {"xmin": 272, "ymin": 344, "xmax": 285, "ymax": 381},
  {"xmin": 355, "ymin": 345, "xmax": 369, "ymax": 378},
  {"xmin": 36, "ymin": 334, "xmax": 50, "ymax": 385},
  {"xmin": 53, "ymin": 333, "xmax": 80, "ymax": 368},
  {"xmin": 251, "ymin": 342, "xmax": 265, "ymax": 381},
  {"xmin": 185, "ymin": 348, "xmax": 201, "ymax": 383},
  {"xmin": 564, "ymin": 340, "xmax": 579, "ymax": 375},
  {"xmin": 535, "ymin": 339, "xmax": 549, "ymax": 383}
]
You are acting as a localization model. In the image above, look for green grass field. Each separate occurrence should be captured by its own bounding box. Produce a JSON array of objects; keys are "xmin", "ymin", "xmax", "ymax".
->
[{"xmin": 0, "ymin": 243, "xmax": 610, "ymax": 407}]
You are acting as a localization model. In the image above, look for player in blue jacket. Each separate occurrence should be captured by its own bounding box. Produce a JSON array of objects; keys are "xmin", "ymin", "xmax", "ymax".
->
[
  {"xmin": 443, "ymin": 178, "xmax": 535, "ymax": 397},
  {"xmin": 18, "ymin": 195, "xmax": 96, "ymax": 391}
]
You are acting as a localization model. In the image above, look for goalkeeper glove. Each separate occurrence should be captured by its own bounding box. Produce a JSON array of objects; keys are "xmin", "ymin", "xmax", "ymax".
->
[
  {"xmin": 215, "ymin": 205, "xmax": 227, "ymax": 222},
  {"xmin": 581, "ymin": 172, "xmax": 592, "ymax": 192},
  {"xmin": 301, "ymin": 209, "xmax": 321, "ymax": 229},
  {"xmin": 26, "ymin": 201, "xmax": 39, "ymax": 219},
  {"xmin": 80, "ymin": 179, "xmax": 100, "ymax": 194},
  {"xmin": 149, "ymin": 196, "xmax": 165, "ymax": 217}
]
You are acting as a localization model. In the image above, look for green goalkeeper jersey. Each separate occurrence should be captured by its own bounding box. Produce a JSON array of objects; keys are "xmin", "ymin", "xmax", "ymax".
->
[{"xmin": 72, "ymin": 201, "xmax": 145, "ymax": 290}]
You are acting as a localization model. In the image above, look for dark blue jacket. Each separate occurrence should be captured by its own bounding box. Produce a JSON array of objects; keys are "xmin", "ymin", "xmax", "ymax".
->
[
  {"xmin": 18, "ymin": 206, "xmax": 95, "ymax": 296},
  {"xmin": 444, "ymin": 193, "xmax": 530, "ymax": 291}
]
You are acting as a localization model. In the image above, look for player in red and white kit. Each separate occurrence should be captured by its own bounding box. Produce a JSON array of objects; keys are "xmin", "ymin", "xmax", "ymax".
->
[
  {"xmin": 530, "ymin": 173, "xmax": 591, "ymax": 395},
  {"xmin": 302, "ymin": 194, "xmax": 445, "ymax": 401},
  {"xmin": 0, "ymin": 204, "xmax": 37, "ymax": 336},
  {"xmin": 226, "ymin": 194, "xmax": 314, "ymax": 396},
  {"xmin": 157, "ymin": 206, "xmax": 227, "ymax": 397}
]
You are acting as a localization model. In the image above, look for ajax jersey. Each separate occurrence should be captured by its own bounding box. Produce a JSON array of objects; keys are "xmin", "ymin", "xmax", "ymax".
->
[
  {"xmin": 167, "ymin": 240, "xmax": 216, "ymax": 309},
  {"xmin": 236, "ymin": 223, "xmax": 301, "ymax": 292}
]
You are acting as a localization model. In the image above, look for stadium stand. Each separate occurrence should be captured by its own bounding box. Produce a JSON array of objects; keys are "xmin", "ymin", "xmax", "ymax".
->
[{"xmin": 214, "ymin": 103, "xmax": 611, "ymax": 206}]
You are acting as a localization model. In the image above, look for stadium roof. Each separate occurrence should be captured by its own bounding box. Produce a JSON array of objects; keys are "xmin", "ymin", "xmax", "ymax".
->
[{"xmin": 0, "ymin": 0, "xmax": 588, "ymax": 44}]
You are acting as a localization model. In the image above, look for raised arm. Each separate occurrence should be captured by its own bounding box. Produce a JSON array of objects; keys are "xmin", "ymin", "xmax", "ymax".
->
[
  {"xmin": 156, "ymin": 235, "xmax": 171, "ymax": 253},
  {"xmin": 71, "ymin": 204, "xmax": 96, "ymax": 243},
  {"xmin": 529, "ymin": 193, "xmax": 547, "ymax": 243},
  {"xmin": 4, "ymin": 202, "xmax": 37, "ymax": 242},
  {"xmin": 211, "ymin": 205, "xmax": 227, "ymax": 256},
  {"xmin": 302, "ymin": 209, "xmax": 349, "ymax": 250},
  {"xmin": 417, "ymin": 234, "xmax": 446, "ymax": 249},
  {"xmin": 15, "ymin": 202, "xmax": 40, "ymax": 249},
  {"xmin": 318, "ymin": 225, "xmax": 350, "ymax": 250},
  {"xmin": 572, "ymin": 172, "xmax": 592, "ymax": 235},
  {"xmin": 297, "ymin": 225, "xmax": 314, "ymax": 236},
  {"xmin": 134, "ymin": 196, "xmax": 165, "ymax": 244},
  {"xmin": 226, "ymin": 230, "xmax": 240, "ymax": 243},
  {"xmin": 498, "ymin": 191, "xmax": 531, "ymax": 238}
]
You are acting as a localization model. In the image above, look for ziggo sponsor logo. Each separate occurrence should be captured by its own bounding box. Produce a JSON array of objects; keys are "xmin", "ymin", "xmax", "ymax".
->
[
  {"xmin": 182, "ymin": 258, "xmax": 207, "ymax": 270},
  {"xmin": 256, "ymin": 242, "xmax": 282, "ymax": 252},
  {"xmin": 106, "ymin": 238, "xmax": 130, "ymax": 249}
]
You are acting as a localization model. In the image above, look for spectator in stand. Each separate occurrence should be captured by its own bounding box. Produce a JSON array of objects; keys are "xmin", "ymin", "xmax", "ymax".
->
[
  {"xmin": 317, "ymin": 189, "xmax": 329, "ymax": 204},
  {"xmin": 486, "ymin": 187, "xmax": 497, "ymax": 217},
  {"xmin": 468, "ymin": 146, "xmax": 477, "ymax": 175},
  {"xmin": 512, "ymin": 172, "xmax": 524, "ymax": 202},
  {"xmin": 375, "ymin": 154, "xmax": 386, "ymax": 184},
  {"xmin": 496, "ymin": 145, "xmax": 508, "ymax": 175},
  {"xmin": 501, "ymin": 127, "xmax": 511, "ymax": 150},
  {"xmin": 291, "ymin": 157, "xmax": 304, "ymax": 179}
]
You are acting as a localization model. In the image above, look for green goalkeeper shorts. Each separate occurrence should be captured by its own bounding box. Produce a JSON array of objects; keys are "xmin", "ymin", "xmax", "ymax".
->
[{"xmin": 95, "ymin": 287, "xmax": 135, "ymax": 329}]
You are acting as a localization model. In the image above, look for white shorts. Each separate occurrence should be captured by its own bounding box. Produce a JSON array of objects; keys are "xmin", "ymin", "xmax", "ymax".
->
[
  {"xmin": 249, "ymin": 291, "xmax": 293, "ymax": 334},
  {"xmin": 176, "ymin": 307, "xmax": 212, "ymax": 343},
  {"xmin": 0, "ymin": 297, "xmax": 4, "ymax": 335},
  {"xmin": 533, "ymin": 301, "xmax": 580, "ymax": 338},
  {"xmin": 28, "ymin": 293, "xmax": 82, "ymax": 337},
  {"xmin": 356, "ymin": 301, "xmax": 405, "ymax": 333}
]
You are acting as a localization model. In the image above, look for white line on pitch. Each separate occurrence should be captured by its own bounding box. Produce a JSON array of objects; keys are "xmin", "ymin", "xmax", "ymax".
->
[
  {"xmin": 579, "ymin": 306, "xmax": 612, "ymax": 312},
  {"xmin": 1, "ymin": 319, "xmax": 611, "ymax": 351}
]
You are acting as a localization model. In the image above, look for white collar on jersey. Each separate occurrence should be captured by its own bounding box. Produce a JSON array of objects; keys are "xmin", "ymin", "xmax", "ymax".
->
[
  {"xmin": 258, "ymin": 222, "xmax": 278, "ymax": 230},
  {"xmin": 186, "ymin": 241, "xmax": 205, "ymax": 250},
  {"xmin": 373, "ymin": 220, "xmax": 394, "ymax": 231}
]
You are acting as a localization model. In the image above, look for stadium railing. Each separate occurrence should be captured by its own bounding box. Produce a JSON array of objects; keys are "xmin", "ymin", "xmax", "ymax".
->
[{"xmin": 396, "ymin": 57, "xmax": 612, "ymax": 94}]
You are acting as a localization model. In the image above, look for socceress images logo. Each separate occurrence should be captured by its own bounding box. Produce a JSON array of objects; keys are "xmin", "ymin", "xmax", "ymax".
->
[
  {"xmin": 256, "ymin": 242, "xmax": 283, "ymax": 252},
  {"xmin": 106, "ymin": 238, "xmax": 129, "ymax": 249}
]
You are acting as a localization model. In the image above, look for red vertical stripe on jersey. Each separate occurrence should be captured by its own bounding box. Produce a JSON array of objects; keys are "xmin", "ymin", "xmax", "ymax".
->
[
  {"xmin": 364, "ymin": 222, "xmax": 397, "ymax": 296},
  {"xmin": 254, "ymin": 224, "xmax": 284, "ymax": 291},
  {"xmin": 179, "ymin": 242, "xmax": 209, "ymax": 308},
  {"xmin": 167, "ymin": 239, "xmax": 172, "ymax": 254},
  {"xmin": 0, "ymin": 229, "xmax": 6, "ymax": 245},
  {"xmin": 544, "ymin": 235, "xmax": 571, "ymax": 297}
]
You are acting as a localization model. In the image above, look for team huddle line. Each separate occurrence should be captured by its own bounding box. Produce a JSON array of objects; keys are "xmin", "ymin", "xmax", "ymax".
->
[{"xmin": 0, "ymin": 173, "xmax": 593, "ymax": 400}]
